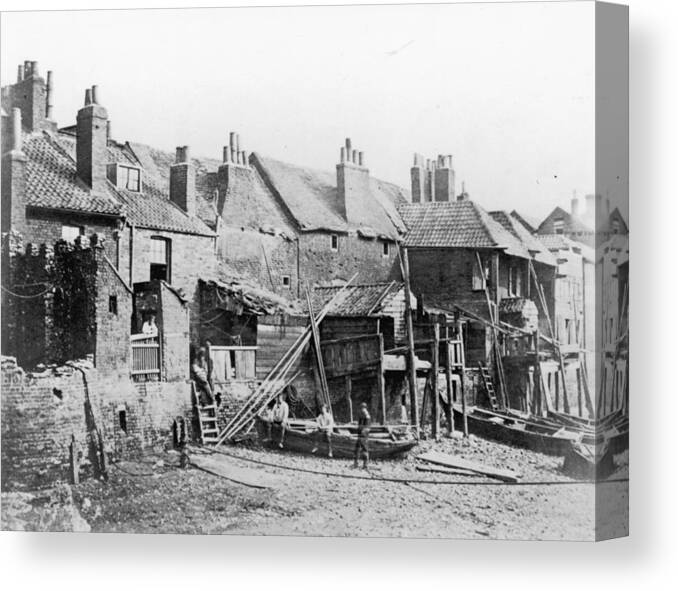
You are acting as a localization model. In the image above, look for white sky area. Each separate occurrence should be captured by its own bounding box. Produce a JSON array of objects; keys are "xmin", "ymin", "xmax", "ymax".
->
[{"xmin": 1, "ymin": 3, "xmax": 596, "ymax": 220}]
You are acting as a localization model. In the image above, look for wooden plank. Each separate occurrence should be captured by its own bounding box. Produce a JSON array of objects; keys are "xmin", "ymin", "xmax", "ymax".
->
[
  {"xmin": 377, "ymin": 334, "xmax": 387, "ymax": 425},
  {"xmin": 415, "ymin": 465, "xmax": 478, "ymax": 477},
  {"xmin": 190, "ymin": 453, "xmax": 275, "ymax": 489},
  {"xmin": 444, "ymin": 326, "xmax": 454, "ymax": 437},
  {"xmin": 431, "ymin": 322, "xmax": 440, "ymax": 440},
  {"xmin": 417, "ymin": 451, "xmax": 518, "ymax": 483}
]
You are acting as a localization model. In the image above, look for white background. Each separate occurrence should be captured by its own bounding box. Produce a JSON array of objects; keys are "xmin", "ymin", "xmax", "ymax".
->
[{"xmin": 0, "ymin": 0, "xmax": 675, "ymax": 589}]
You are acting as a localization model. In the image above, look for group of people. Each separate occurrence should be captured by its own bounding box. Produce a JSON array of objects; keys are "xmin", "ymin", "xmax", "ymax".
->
[{"xmin": 262, "ymin": 393, "xmax": 371, "ymax": 469}]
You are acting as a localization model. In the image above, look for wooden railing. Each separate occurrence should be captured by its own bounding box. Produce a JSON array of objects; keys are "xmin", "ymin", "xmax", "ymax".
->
[
  {"xmin": 209, "ymin": 346, "xmax": 257, "ymax": 381},
  {"xmin": 130, "ymin": 334, "xmax": 161, "ymax": 381}
]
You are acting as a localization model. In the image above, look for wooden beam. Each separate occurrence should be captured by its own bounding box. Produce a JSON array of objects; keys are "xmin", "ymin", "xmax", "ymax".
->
[
  {"xmin": 306, "ymin": 287, "xmax": 332, "ymax": 415},
  {"xmin": 417, "ymin": 451, "xmax": 518, "ymax": 483},
  {"xmin": 377, "ymin": 333, "xmax": 387, "ymax": 424},
  {"xmin": 444, "ymin": 325, "xmax": 454, "ymax": 437},
  {"xmin": 431, "ymin": 322, "xmax": 440, "ymax": 440},
  {"xmin": 345, "ymin": 375, "xmax": 353, "ymax": 422},
  {"xmin": 456, "ymin": 314, "xmax": 468, "ymax": 437},
  {"xmin": 398, "ymin": 244, "xmax": 420, "ymax": 437}
]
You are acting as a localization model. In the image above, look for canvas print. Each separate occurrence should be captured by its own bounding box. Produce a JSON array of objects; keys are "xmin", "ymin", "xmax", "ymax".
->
[{"xmin": 0, "ymin": 2, "xmax": 628, "ymax": 540}]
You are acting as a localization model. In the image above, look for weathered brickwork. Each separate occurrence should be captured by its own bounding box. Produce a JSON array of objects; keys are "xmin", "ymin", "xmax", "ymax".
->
[
  {"xmin": 1, "ymin": 357, "xmax": 193, "ymax": 490},
  {"xmin": 299, "ymin": 232, "xmax": 399, "ymax": 287}
]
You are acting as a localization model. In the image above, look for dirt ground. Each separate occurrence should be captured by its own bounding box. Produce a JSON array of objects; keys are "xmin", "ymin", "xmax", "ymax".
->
[{"xmin": 1, "ymin": 434, "xmax": 629, "ymax": 540}]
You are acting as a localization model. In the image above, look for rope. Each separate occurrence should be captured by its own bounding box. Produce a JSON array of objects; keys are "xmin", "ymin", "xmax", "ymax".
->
[
  {"xmin": 199, "ymin": 446, "xmax": 629, "ymax": 487},
  {"xmin": 1, "ymin": 284, "xmax": 53, "ymax": 299}
]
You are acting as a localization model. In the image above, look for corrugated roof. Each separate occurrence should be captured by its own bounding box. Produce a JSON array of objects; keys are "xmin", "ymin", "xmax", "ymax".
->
[
  {"xmin": 398, "ymin": 200, "xmax": 530, "ymax": 258},
  {"xmin": 253, "ymin": 153, "xmax": 405, "ymax": 237},
  {"xmin": 312, "ymin": 282, "xmax": 402, "ymax": 316},
  {"xmin": 22, "ymin": 132, "xmax": 123, "ymax": 216},
  {"xmin": 489, "ymin": 210, "xmax": 556, "ymax": 266}
]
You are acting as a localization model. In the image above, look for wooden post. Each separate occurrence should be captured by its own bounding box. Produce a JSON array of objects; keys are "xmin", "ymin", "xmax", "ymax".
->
[
  {"xmin": 444, "ymin": 325, "xmax": 454, "ymax": 436},
  {"xmin": 576, "ymin": 364, "xmax": 583, "ymax": 417},
  {"xmin": 305, "ymin": 287, "xmax": 332, "ymax": 416},
  {"xmin": 345, "ymin": 375, "xmax": 353, "ymax": 422},
  {"xmin": 456, "ymin": 315, "xmax": 468, "ymax": 437},
  {"xmin": 399, "ymin": 246, "xmax": 420, "ymax": 437},
  {"xmin": 534, "ymin": 329, "xmax": 541, "ymax": 416},
  {"xmin": 69, "ymin": 434, "xmax": 80, "ymax": 485},
  {"xmin": 431, "ymin": 322, "xmax": 440, "ymax": 441},
  {"xmin": 378, "ymin": 333, "xmax": 387, "ymax": 424}
]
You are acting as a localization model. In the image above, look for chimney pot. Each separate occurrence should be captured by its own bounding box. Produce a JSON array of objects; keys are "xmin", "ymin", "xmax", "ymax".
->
[
  {"xmin": 31, "ymin": 61, "xmax": 38, "ymax": 77},
  {"xmin": 84, "ymin": 88, "xmax": 92, "ymax": 106},
  {"xmin": 340, "ymin": 146, "xmax": 346, "ymax": 163},
  {"xmin": 223, "ymin": 146, "xmax": 230, "ymax": 163},
  {"xmin": 17, "ymin": 64, "xmax": 23, "ymax": 82},
  {"xmin": 91, "ymin": 85, "xmax": 99, "ymax": 105},
  {"xmin": 358, "ymin": 151, "xmax": 364, "ymax": 166},
  {"xmin": 235, "ymin": 133, "xmax": 240, "ymax": 152},
  {"xmin": 23, "ymin": 61, "xmax": 31, "ymax": 76},
  {"xmin": 346, "ymin": 138, "xmax": 352, "ymax": 154},
  {"xmin": 242, "ymin": 150, "xmax": 249, "ymax": 166}
]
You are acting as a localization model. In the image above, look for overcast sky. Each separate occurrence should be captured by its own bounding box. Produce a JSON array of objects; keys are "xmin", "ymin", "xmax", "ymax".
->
[{"xmin": 1, "ymin": 2, "xmax": 597, "ymax": 220}]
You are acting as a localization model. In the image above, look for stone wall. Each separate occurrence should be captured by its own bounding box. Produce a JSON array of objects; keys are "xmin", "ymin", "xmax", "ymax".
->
[{"xmin": 1, "ymin": 357, "xmax": 193, "ymax": 491}]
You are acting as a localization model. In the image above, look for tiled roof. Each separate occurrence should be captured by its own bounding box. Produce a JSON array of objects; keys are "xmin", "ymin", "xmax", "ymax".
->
[
  {"xmin": 537, "ymin": 233, "xmax": 595, "ymax": 262},
  {"xmin": 489, "ymin": 210, "xmax": 556, "ymax": 266},
  {"xmin": 398, "ymin": 200, "xmax": 531, "ymax": 259},
  {"xmin": 311, "ymin": 282, "xmax": 402, "ymax": 316},
  {"xmin": 22, "ymin": 132, "xmax": 123, "ymax": 216},
  {"xmin": 253, "ymin": 153, "xmax": 406, "ymax": 237},
  {"xmin": 510, "ymin": 210, "xmax": 541, "ymax": 234},
  {"xmin": 51, "ymin": 133, "xmax": 214, "ymax": 236},
  {"xmin": 538, "ymin": 206, "xmax": 593, "ymax": 235}
]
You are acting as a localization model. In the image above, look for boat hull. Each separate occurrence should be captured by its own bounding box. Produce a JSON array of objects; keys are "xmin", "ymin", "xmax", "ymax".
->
[{"xmin": 255, "ymin": 418, "xmax": 418, "ymax": 459}]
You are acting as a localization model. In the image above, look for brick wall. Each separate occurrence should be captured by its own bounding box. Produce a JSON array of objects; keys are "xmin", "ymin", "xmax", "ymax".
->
[
  {"xmin": 299, "ymin": 232, "xmax": 400, "ymax": 287},
  {"xmin": 158, "ymin": 282, "xmax": 190, "ymax": 382},
  {"xmin": 122, "ymin": 226, "xmax": 216, "ymax": 341},
  {"xmin": 1, "ymin": 357, "xmax": 193, "ymax": 490}
]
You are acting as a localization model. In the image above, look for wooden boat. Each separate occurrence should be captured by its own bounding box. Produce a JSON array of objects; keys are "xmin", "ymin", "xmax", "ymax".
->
[
  {"xmin": 255, "ymin": 417, "xmax": 418, "ymax": 459},
  {"xmin": 453, "ymin": 406, "xmax": 628, "ymax": 456}
]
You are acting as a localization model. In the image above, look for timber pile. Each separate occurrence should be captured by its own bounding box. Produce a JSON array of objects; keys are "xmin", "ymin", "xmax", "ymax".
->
[
  {"xmin": 213, "ymin": 274, "xmax": 358, "ymax": 444},
  {"xmin": 417, "ymin": 450, "xmax": 519, "ymax": 483}
]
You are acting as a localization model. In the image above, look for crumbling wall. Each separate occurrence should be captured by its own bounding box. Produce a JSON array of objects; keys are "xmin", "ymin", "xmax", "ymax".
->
[{"xmin": 1, "ymin": 357, "xmax": 192, "ymax": 491}]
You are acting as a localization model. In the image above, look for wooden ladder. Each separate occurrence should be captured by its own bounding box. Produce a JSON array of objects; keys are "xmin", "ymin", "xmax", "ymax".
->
[
  {"xmin": 478, "ymin": 362, "xmax": 500, "ymax": 411},
  {"xmin": 191, "ymin": 382, "xmax": 220, "ymax": 445}
]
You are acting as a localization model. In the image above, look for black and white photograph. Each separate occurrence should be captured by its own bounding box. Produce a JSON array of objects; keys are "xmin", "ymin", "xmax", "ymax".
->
[{"xmin": 0, "ymin": 1, "xmax": 628, "ymax": 542}]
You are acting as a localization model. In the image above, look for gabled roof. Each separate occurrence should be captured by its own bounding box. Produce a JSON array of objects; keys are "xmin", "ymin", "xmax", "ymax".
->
[
  {"xmin": 489, "ymin": 210, "xmax": 556, "ymax": 266},
  {"xmin": 51, "ymin": 132, "xmax": 214, "ymax": 236},
  {"xmin": 510, "ymin": 210, "xmax": 541, "ymax": 234},
  {"xmin": 311, "ymin": 282, "xmax": 402, "ymax": 316},
  {"xmin": 22, "ymin": 131, "xmax": 123, "ymax": 216},
  {"xmin": 537, "ymin": 206, "xmax": 593, "ymax": 235},
  {"xmin": 252, "ymin": 153, "xmax": 407, "ymax": 237},
  {"xmin": 397, "ymin": 200, "xmax": 531, "ymax": 259}
]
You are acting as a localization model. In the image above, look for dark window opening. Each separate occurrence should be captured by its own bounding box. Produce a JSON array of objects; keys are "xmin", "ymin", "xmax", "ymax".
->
[
  {"xmin": 109, "ymin": 295, "xmax": 118, "ymax": 315},
  {"xmin": 118, "ymin": 409, "xmax": 128, "ymax": 434},
  {"xmin": 150, "ymin": 237, "xmax": 171, "ymax": 283},
  {"xmin": 382, "ymin": 242, "xmax": 390, "ymax": 257},
  {"xmin": 330, "ymin": 234, "xmax": 338, "ymax": 251},
  {"xmin": 282, "ymin": 275, "xmax": 291, "ymax": 288}
]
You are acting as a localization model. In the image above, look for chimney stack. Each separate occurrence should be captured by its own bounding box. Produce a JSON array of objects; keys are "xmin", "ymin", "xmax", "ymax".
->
[
  {"xmin": 1, "ymin": 107, "xmax": 28, "ymax": 234},
  {"xmin": 170, "ymin": 145, "xmax": 195, "ymax": 216},
  {"xmin": 336, "ymin": 137, "xmax": 369, "ymax": 223},
  {"xmin": 411, "ymin": 151, "xmax": 455, "ymax": 202},
  {"xmin": 6, "ymin": 59, "xmax": 49, "ymax": 132},
  {"xmin": 434, "ymin": 153, "xmax": 455, "ymax": 202},
  {"xmin": 76, "ymin": 85, "xmax": 109, "ymax": 193}
]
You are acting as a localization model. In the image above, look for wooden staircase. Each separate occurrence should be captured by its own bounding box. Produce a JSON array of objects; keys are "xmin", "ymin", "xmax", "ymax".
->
[
  {"xmin": 478, "ymin": 362, "xmax": 500, "ymax": 411},
  {"xmin": 191, "ymin": 382, "xmax": 220, "ymax": 445}
]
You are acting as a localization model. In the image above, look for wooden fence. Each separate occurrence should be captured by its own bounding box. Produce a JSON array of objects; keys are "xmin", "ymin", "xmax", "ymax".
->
[{"xmin": 130, "ymin": 334, "xmax": 161, "ymax": 381}]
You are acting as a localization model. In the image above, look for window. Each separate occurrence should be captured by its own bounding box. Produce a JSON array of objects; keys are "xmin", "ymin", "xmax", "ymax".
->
[
  {"xmin": 282, "ymin": 275, "xmax": 291, "ymax": 288},
  {"xmin": 472, "ymin": 257, "xmax": 488, "ymax": 291},
  {"xmin": 149, "ymin": 237, "xmax": 171, "ymax": 282},
  {"xmin": 121, "ymin": 165, "xmax": 141, "ymax": 192},
  {"xmin": 118, "ymin": 409, "xmax": 128, "ymax": 434},
  {"xmin": 508, "ymin": 266, "xmax": 522, "ymax": 297},
  {"xmin": 62, "ymin": 224, "xmax": 84, "ymax": 243},
  {"xmin": 330, "ymin": 234, "xmax": 339, "ymax": 251},
  {"xmin": 553, "ymin": 219, "xmax": 564, "ymax": 234},
  {"xmin": 108, "ymin": 295, "xmax": 118, "ymax": 315},
  {"xmin": 382, "ymin": 241, "xmax": 390, "ymax": 257}
]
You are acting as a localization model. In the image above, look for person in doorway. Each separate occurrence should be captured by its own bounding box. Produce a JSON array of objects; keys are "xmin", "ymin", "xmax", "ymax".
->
[
  {"xmin": 312, "ymin": 404, "xmax": 334, "ymax": 458},
  {"xmin": 353, "ymin": 402, "xmax": 371, "ymax": 469},
  {"xmin": 191, "ymin": 348, "xmax": 214, "ymax": 406},
  {"xmin": 270, "ymin": 393, "xmax": 289, "ymax": 448},
  {"xmin": 141, "ymin": 313, "xmax": 158, "ymax": 337}
]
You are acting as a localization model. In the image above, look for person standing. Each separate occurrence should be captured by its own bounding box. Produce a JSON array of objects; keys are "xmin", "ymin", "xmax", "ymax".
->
[
  {"xmin": 142, "ymin": 313, "xmax": 158, "ymax": 337},
  {"xmin": 270, "ymin": 393, "xmax": 289, "ymax": 448},
  {"xmin": 312, "ymin": 404, "xmax": 334, "ymax": 458},
  {"xmin": 353, "ymin": 402, "xmax": 371, "ymax": 469},
  {"xmin": 191, "ymin": 348, "xmax": 214, "ymax": 406}
]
